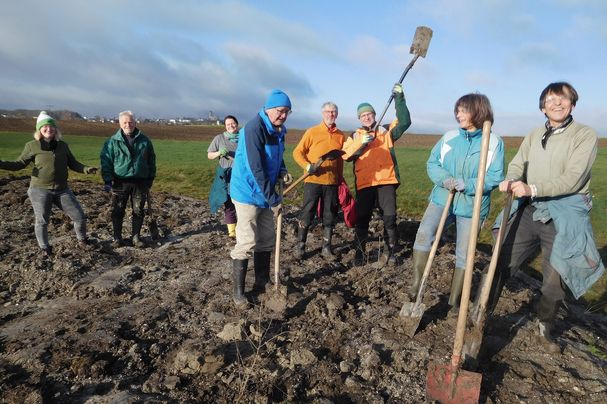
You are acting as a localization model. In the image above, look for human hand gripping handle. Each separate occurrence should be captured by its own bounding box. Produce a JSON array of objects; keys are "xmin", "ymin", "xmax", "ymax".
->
[
  {"xmin": 85, "ymin": 167, "xmax": 98, "ymax": 175},
  {"xmin": 360, "ymin": 131, "xmax": 374, "ymax": 145},
  {"xmin": 392, "ymin": 83, "xmax": 404, "ymax": 97}
]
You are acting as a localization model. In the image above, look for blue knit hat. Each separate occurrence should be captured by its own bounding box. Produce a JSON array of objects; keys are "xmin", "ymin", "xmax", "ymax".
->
[
  {"xmin": 357, "ymin": 103, "xmax": 375, "ymax": 118},
  {"xmin": 264, "ymin": 89, "xmax": 292, "ymax": 110}
]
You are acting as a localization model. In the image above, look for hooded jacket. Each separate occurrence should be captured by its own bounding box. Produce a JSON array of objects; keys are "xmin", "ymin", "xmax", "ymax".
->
[{"xmin": 100, "ymin": 128, "xmax": 156, "ymax": 183}]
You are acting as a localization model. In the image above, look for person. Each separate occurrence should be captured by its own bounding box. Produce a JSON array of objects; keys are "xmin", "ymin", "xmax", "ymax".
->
[
  {"xmin": 342, "ymin": 83, "xmax": 411, "ymax": 266},
  {"xmin": 100, "ymin": 110, "xmax": 156, "ymax": 248},
  {"xmin": 0, "ymin": 111, "xmax": 97, "ymax": 255},
  {"xmin": 482, "ymin": 82, "xmax": 604, "ymax": 342},
  {"xmin": 208, "ymin": 115, "xmax": 240, "ymax": 238},
  {"xmin": 409, "ymin": 94, "xmax": 504, "ymax": 311},
  {"xmin": 292, "ymin": 102, "xmax": 345, "ymax": 260},
  {"xmin": 229, "ymin": 89, "xmax": 293, "ymax": 307}
]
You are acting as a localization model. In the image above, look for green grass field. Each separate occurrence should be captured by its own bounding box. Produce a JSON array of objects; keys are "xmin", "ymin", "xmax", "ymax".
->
[{"xmin": 2, "ymin": 131, "xmax": 606, "ymax": 308}]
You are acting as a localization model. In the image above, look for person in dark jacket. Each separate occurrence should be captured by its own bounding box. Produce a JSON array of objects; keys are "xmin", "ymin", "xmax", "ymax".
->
[
  {"xmin": 0, "ymin": 111, "xmax": 98, "ymax": 255},
  {"xmin": 100, "ymin": 110, "xmax": 156, "ymax": 248},
  {"xmin": 207, "ymin": 115, "xmax": 239, "ymax": 238},
  {"xmin": 229, "ymin": 89, "xmax": 293, "ymax": 308}
]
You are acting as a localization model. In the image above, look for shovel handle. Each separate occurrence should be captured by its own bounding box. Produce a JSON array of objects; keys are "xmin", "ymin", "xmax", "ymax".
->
[
  {"xmin": 283, "ymin": 172, "xmax": 309, "ymax": 195},
  {"xmin": 274, "ymin": 182, "xmax": 284, "ymax": 290},
  {"xmin": 451, "ymin": 120, "xmax": 492, "ymax": 368}
]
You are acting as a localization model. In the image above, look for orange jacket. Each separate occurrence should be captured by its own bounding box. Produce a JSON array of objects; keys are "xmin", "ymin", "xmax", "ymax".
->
[
  {"xmin": 293, "ymin": 122, "xmax": 345, "ymax": 185},
  {"xmin": 342, "ymin": 120, "xmax": 400, "ymax": 190}
]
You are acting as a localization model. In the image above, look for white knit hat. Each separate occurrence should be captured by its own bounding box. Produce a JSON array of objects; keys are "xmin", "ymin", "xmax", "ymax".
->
[{"xmin": 36, "ymin": 111, "xmax": 56, "ymax": 131}]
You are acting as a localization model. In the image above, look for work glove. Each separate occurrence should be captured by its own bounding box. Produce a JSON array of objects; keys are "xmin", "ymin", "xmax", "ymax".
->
[
  {"xmin": 392, "ymin": 83, "xmax": 404, "ymax": 96},
  {"xmin": 454, "ymin": 178, "xmax": 465, "ymax": 192},
  {"xmin": 218, "ymin": 147, "xmax": 229, "ymax": 157},
  {"xmin": 443, "ymin": 178, "xmax": 456, "ymax": 191},
  {"xmin": 103, "ymin": 182, "xmax": 112, "ymax": 192},
  {"xmin": 306, "ymin": 163, "xmax": 317, "ymax": 174},
  {"xmin": 85, "ymin": 167, "xmax": 98, "ymax": 174},
  {"xmin": 361, "ymin": 132, "xmax": 374, "ymax": 145},
  {"xmin": 282, "ymin": 172, "xmax": 293, "ymax": 185}
]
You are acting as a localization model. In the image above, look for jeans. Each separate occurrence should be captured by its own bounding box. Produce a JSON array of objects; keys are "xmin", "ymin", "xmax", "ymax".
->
[
  {"xmin": 111, "ymin": 181, "xmax": 148, "ymax": 239},
  {"xmin": 27, "ymin": 186, "xmax": 86, "ymax": 249},
  {"xmin": 413, "ymin": 201, "xmax": 479, "ymax": 269}
]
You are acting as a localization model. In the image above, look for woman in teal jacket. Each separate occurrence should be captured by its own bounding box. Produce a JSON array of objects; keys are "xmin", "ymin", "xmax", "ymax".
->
[{"xmin": 409, "ymin": 94, "xmax": 504, "ymax": 310}]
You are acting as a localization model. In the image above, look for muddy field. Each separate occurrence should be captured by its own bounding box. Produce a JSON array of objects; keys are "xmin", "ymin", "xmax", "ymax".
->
[{"xmin": 1, "ymin": 176, "xmax": 606, "ymax": 403}]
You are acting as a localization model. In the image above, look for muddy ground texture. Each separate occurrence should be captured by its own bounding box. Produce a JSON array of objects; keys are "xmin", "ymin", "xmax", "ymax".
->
[{"xmin": 1, "ymin": 176, "xmax": 606, "ymax": 403}]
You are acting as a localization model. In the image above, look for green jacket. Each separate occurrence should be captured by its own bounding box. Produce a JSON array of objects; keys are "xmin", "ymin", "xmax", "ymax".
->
[
  {"xmin": 100, "ymin": 128, "xmax": 156, "ymax": 183},
  {"xmin": 0, "ymin": 140, "xmax": 92, "ymax": 190}
]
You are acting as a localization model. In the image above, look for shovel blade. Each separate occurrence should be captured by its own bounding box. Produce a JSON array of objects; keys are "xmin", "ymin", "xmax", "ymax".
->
[
  {"xmin": 426, "ymin": 362, "xmax": 481, "ymax": 404},
  {"xmin": 398, "ymin": 302, "xmax": 426, "ymax": 337},
  {"xmin": 410, "ymin": 26, "xmax": 433, "ymax": 58}
]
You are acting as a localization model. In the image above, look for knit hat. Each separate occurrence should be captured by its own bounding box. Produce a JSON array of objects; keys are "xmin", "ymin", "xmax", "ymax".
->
[
  {"xmin": 36, "ymin": 111, "xmax": 57, "ymax": 131},
  {"xmin": 264, "ymin": 89, "xmax": 292, "ymax": 110},
  {"xmin": 357, "ymin": 103, "xmax": 375, "ymax": 118}
]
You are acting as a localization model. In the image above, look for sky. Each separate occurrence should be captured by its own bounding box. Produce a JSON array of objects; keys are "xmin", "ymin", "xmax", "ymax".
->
[{"xmin": 1, "ymin": 0, "xmax": 606, "ymax": 136}]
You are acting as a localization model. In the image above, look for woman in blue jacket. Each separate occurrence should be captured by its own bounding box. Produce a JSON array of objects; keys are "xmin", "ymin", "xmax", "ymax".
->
[{"xmin": 409, "ymin": 93, "xmax": 505, "ymax": 310}]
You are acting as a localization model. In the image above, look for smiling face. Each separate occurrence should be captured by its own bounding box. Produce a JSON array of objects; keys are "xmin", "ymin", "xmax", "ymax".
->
[
  {"xmin": 322, "ymin": 106, "xmax": 338, "ymax": 127},
  {"xmin": 39, "ymin": 125, "xmax": 57, "ymax": 141},
  {"xmin": 456, "ymin": 107, "xmax": 476, "ymax": 131},
  {"xmin": 119, "ymin": 115, "xmax": 136, "ymax": 135},
  {"xmin": 541, "ymin": 89, "xmax": 575, "ymax": 127},
  {"xmin": 224, "ymin": 118, "xmax": 238, "ymax": 134},
  {"xmin": 266, "ymin": 107, "xmax": 291, "ymax": 127},
  {"xmin": 358, "ymin": 111, "xmax": 375, "ymax": 128}
]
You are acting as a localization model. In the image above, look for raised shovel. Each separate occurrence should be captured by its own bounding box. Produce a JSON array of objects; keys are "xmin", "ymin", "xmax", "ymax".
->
[
  {"xmin": 283, "ymin": 149, "xmax": 345, "ymax": 196},
  {"xmin": 463, "ymin": 190, "xmax": 514, "ymax": 362},
  {"xmin": 399, "ymin": 190, "xmax": 455, "ymax": 337},
  {"xmin": 426, "ymin": 120, "xmax": 492, "ymax": 404}
]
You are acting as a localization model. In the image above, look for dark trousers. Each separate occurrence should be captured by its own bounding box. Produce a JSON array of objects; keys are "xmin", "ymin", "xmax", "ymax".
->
[
  {"xmin": 111, "ymin": 180, "xmax": 148, "ymax": 238},
  {"xmin": 355, "ymin": 184, "xmax": 397, "ymax": 238},
  {"xmin": 224, "ymin": 196, "xmax": 237, "ymax": 224},
  {"xmin": 299, "ymin": 183, "xmax": 338, "ymax": 228}
]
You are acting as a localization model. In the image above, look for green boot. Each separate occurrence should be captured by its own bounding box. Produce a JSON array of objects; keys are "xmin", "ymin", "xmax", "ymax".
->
[
  {"xmin": 448, "ymin": 268, "xmax": 466, "ymax": 308},
  {"xmin": 408, "ymin": 249, "xmax": 430, "ymax": 300}
]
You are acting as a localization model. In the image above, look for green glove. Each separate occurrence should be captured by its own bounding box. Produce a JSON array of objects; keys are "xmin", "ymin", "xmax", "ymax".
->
[
  {"xmin": 218, "ymin": 147, "xmax": 228, "ymax": 157},
  {"xmin": 392, "ymin": 83, "xmax": 403, "ymax": 96}
]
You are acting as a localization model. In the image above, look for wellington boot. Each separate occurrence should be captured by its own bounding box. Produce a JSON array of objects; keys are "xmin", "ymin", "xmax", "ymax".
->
[
  {"xmin": 232, "ymin": 259, "xmax": 248, "ymax": 308},
  {"xmin": 535, "ymin": 295, "xmax": 561, "ymax": 342},
  {"xmin": 321, "ymin": 227, "xmax": 335, "ymax": 259},
  {"xmin": 253, "ymin": 251, "xmax": 271, "ymax": 293},
  {"xmin": 132, "ymin": 234, "xmax": 145, "ymax": 248},
  {"xmin": 227, "ymin": 223, "xmax": 236, "ymax": 238},
  {"xmin": 448, "ymin": 268, "xmax": 466, "ymax": 308},
  {"xmin": 408, "ymin": 249, "xmax": 430, "ymax": 300},
  {"xmin": 294, "ymin": 225, "xmax": 308, "ymax": 260}
]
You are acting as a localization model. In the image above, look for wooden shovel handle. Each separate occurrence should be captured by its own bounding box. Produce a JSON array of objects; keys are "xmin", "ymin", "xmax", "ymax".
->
[
  {"xmin": 451, "ymin": 120, "xmax": 492, "ymax": 367},
  {"xmin": 274, "ymin": 182, "xmax": 283, "ymax": 290}
]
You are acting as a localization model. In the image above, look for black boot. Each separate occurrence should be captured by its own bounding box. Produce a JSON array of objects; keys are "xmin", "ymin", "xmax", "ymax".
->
[
  {"xmin": 132, "ymin": 214, "xmax": 144, "ymax": 247},
  {"xmin": 294, "ymin": 225, "xmax": 308, "ymax": 260},
  {"xmin": 232, "ymin": 259, "xmax": 248, "ymax": 308},
  {"xmin": 536, "ymin": 295, "xmax": 561, "ymax": 342},
  {"xmin": 321, "ymin": 227, "xmax": 335, "ymax": 259},
  {"xmin": 408, "ymin": 249, "xmax": 430, "ymax": 300},
  {"xmin": 448, "ymin": 268, "xmax": 466, "ymax": 310},
  {"xmin": 253, "ymin": 251, "xmax": 271, "ymax": 293},
  {"xmin": 112, "ymin": 216, "xmax": 124, "ymax": 246},
  {"xmin": 379, "ymin": 227, "xmax": 397, "ymax": 267}
]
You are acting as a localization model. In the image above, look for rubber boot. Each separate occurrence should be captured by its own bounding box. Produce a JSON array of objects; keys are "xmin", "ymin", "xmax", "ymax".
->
[
  {"xmin": 321, "ymin": 227, "xmax": 335, "ymax": 259},
  {"xmin": 232, "ymin": 259, "xmax": 248, "ymax": 308},
  {"xmin": 448, "ymin": 268, "xmax": 466, "ymax": 309},
  {"xmin": 112, "ymin": 216, "xmax": 124, "ymax": 246},
  {"xmin": 408, "ymin": 249, "xmax": 430, "ymax": 300},
  {"xmin": 384, "ymin": 227, "xmax": 398, "ymax": 266},
  {"xmin": 253, "ymin": 251, "xmax": 271, "ymax": 293},
  {"xmin": 227, "ymin": 223, "xmax": 236, "ymax": 238},
  {"xmin": 536, "ymin": 295, "xmax": 561, "ymax": 342},
  {"xmin": 294, "ymin": 225, "xmax": 308, "ymax": 260}
]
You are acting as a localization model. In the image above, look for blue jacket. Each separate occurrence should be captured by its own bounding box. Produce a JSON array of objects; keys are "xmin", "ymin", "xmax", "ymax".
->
[
  {"xmin": 427, "ymin": 128, "xmax": 504, "ymax": 219},
  {"xmin": 230, "ymin": 110, "xmax": 287, "ymax": 207}
]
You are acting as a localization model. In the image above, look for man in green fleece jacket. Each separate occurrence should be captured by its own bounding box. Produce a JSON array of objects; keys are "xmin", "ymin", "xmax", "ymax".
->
[
  {"xmin": 0, "ymin": 111, "xmax": 98, "ymax": 255},
  {"xmin": 100, "ymin": 110, "xmax": 156, "ymax": 248},
  {"xmin": 482, "ymin": 82, "xmax": 602, "ymax": 344}
]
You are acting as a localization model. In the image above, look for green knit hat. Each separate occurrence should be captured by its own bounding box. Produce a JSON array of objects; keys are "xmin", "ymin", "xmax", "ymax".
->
[
  {"xmin": 36, "ymin": 111, "xmax": 57, "ymax": 131},
  {"xmin": 357, "ymin": 102, "xmax": 375, "ymax": 118}
]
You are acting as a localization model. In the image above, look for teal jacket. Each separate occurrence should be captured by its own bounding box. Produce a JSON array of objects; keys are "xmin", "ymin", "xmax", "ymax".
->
[
  {"xmin": 427, "ymin": 128, "xmax": 504, "ymax": 219},
  {"xmin": 100, "ymin": 128, "xmax": 156, "ymax": 183}
]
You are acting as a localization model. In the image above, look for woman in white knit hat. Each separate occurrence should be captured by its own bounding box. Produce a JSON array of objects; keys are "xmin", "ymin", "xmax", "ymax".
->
[{"xmin": 0, "ymin": 111, "xmax": 98, "ymax": 256}]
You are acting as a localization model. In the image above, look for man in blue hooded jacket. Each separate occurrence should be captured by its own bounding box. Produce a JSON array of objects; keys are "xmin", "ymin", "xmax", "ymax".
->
[{"xmin": 229, "ymin": 89, "xmax": 293, "ymax": 308}]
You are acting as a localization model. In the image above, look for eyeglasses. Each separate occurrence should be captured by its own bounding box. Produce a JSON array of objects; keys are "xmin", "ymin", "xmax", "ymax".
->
[
  {"xmin": 544, "ymin": 95, "xmax": 569, "ymax": 105},
  {"xmin": 274, "ymin": 108, "xmax": 292, "ymax": 117},
  {"xmin": 322, "ymin": 110, "xmax": 337, "ymax": 115}
]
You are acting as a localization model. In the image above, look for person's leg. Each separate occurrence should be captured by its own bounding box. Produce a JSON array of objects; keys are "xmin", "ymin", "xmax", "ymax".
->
[
  {"xmin": 377, "ymin": 185, "xmax": 398, "ymax": 264},
  {"xmin": 131, "ymin": 183, "xmax": 148, "ymax": 247},
  {"xmin": 27, "ymin": 187, "xmax": 53, "ymax": 251},
  {"xmin": 230, "ymin": 201, "xmax": 258, "ymax": 307},
  {"xmin": 224, "ymin": 197, "xmax": 237, "ymax": 237},
  {"xmin": 110, "ymin": 180, "xmax": 129, "ymax": 244},
  {"xmin": 253, "ymin": 207, "xmax": 275, "ymax": 290},
  {"xmin": 321, "ymin": 184, "xmax": 339, "ymax": 258},
  {"xmin": 448, "ymin": 215, "xmax": 481, "ymax": 308},
  {"xmin": 536, "ymin": 219, "xmax": 564, "ymax": 339},
  {"xmin": 354, "ymin": 187, "xmax": 376, "ymax": 264},
  {"xmin": 56, "ymin": 188, "xmax": 87, "ymax": 242},
  {"xmin": 295, "ymin": 183, "xmax": 322, "ymax": 259}
]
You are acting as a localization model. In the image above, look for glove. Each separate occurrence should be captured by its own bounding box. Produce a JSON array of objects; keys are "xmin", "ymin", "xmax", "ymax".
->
[
  {"xmin": 85, "ymin": 167, "xmax": 98, "ymax": 174},
  {"xmin": 361, "ymin": 132, "xmax": 373, "ymax": 145},
  {"xmin": 282, "ymin": 172, "xmax": 293, "ymax": 185},
  {"xmin": 454, "ymin": 179, "xmax": 465, "ymax": 192},
  {"xmin": 306, "ymin": 163, "xmax": 316, "ymax": 174},
  {"xmin": 103, "ymin": 182, "xmax": 112, "ymax": 192},
  {"xmin": 218, "ymin": 147, "xmax": 228, "ymax": 157},
  {"xmin": 392, "ymin": 83, "xmax": 403, "ymax": 96},
  {"xmin": 443, "ymin": 178, "xmax": 456, "ymax": 191}
]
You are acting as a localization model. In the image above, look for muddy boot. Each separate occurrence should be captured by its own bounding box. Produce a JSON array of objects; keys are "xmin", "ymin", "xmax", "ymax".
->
[
  {"xmin": 232, "ymin": 259, "xmax": 248, "ymax": 308},
  {"xmin": 112, "ymin": 217, "xmax": 124, "ymax": 247},
  {"xmin": 132, "ymin": 234, "xmax": 146, "ymax": 248},
  {"xmin": 536, "ymin": 295, "xmax": 561, "ymax": 342},
  {"xmin": 294, "ymin": 225, "xmax": 308, "ymax": 260},
  {"xmin": 253, "ymin": 251, "xmax": 271, "ymax": 293},
  {"xmin": 408, "ymin": 249, "xmax": 430, "ymax": 300},
  {"xmin": 227, "ymin": 223, "xmax": 236, "ymax": 238},
  {"xmin": 448, "ymin": 268, "xmax": 466, "ymax": 313},
  {"xmin": 321, "ymin": 227, "xmax": 335, "ymax": 259}
]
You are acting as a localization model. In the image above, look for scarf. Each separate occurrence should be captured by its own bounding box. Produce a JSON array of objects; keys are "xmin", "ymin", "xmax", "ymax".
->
[
  {"xmin": 223, "ymin": 130, "xmax": 239, "ymax": 143},
  {"xmin": 541, "ymin": 115, "xmax": 573, "ymax": 149}
]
